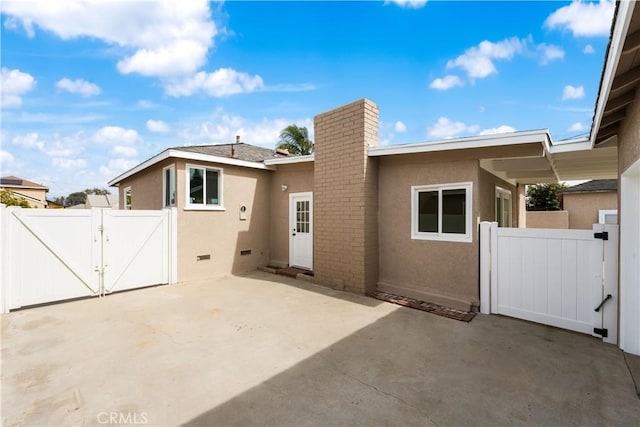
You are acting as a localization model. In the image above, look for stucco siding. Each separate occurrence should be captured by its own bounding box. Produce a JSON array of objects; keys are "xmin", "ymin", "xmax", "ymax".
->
[
  {"xmin": 269, "ymin": 163, "xmax": 314, "ymax": 267},
  {"xmin": 526, "ymin": 211, "xmax": 570, "ymax": 229},
  {"xmin": 478, "ymin": 168, "xmax": 518, "ymax": 227},
  {"xmin": 117, "ymin": 159, "xmax": 173, "ymax": 210},
  {"xmin": 563, "ymin": 192, "xmax": 617, "ymax": 229},
  {"xmin": 618, "ymin": 89, "xmax": 640, "ymax": 175},
  {"xmin": 176, "ymin": 160, "xmax": 271, "ymax": 282},
  {"xmin": 378, "ymin": 154, "xmax": 480, "ymax": 311}
]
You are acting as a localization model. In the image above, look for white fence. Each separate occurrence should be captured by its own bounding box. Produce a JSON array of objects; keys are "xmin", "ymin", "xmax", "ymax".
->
[
  {"xmin": 0, "ymin": 206, "xmax": 177, "ymax": 313},
  {"xmin": 480, "ymin": 222, "xmax": 618, "ymax": 344}
]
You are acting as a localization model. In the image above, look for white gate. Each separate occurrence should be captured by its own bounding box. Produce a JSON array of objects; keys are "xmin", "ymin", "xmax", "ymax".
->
[
  {"xmin": 480, "ymin": 222, "xmax": 618, "ymax": 344},
  {"xmin": 0, "ymin": 206, "xmax": 177, "ymax": 312}
]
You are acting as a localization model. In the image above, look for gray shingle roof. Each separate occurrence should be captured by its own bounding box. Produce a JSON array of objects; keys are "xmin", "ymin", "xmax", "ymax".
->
[
  {"xmin": 172, "ymin": 143, "xmax": 284, "ymax": 163},
  {"xmin": 561, "ymin": 179, "xmax": 617, "ymax": 194}
]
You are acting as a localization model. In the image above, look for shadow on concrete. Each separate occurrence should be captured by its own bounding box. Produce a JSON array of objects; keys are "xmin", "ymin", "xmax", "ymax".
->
[
  {"xmin": 184, "ymin": 306, "xmax": 639, "ymax": 426},
  {"xmin": 234, "ymin": 270, "xmax": 384, "ymax": 308}
]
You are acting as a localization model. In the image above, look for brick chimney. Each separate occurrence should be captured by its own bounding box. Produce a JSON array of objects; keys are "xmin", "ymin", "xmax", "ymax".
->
[{"xmin": 313, "ymin": 99, "xmax": 379, "ymax": 295}]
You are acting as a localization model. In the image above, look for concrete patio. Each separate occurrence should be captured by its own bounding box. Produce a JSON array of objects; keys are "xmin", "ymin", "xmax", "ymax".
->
[{"xmin": 2, "ymin": 271, "xmax": 639, "ymax": 426}]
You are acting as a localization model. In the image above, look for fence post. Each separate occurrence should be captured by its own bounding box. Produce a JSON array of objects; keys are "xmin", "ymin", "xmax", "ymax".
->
[
  {"xmin": 490, "ymin": 222, "xmax": 498, "ymax": 313},
  {"xmin": 603, "ymin": 223, "xmax": 619, "ymax": 345},
  {"xmin": 0, "ymin": 204, "xmax": 6, "ymax": 313},
  {"xmin": 169, "ymin": 207, "xmax": 178, "ymax": 285},
  {"xmin": 480, "ymin": 222, "xmax": 491, "ymax": 314}
]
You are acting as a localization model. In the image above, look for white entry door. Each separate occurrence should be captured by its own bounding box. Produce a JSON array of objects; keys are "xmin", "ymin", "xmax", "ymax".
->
[{"xmin": 289, "ymin": 192, "xmax": 313, "ymax": 270}]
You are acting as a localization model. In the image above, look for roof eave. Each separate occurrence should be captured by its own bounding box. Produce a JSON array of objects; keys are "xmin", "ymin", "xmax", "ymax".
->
[
  {"xmin": 108, "ymin": 148, "xmax": 274, "ymax": 187},
  {"xmin": 589, "ymin": 1, "xmax": 636, "ymax": 149},
  {"xmin": 368, "ymin": 129, "xmax": 551, "ymax": 157}
]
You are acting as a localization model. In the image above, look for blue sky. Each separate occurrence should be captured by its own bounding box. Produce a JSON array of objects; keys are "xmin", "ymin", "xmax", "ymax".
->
[{"xmin": 0, "ymin": 0, "xmax": 615, "ymax": 198}]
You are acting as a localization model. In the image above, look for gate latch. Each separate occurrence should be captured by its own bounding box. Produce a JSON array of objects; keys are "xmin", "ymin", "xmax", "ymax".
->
[
  {"xmin": 594, "ymin": 231, "xmax": 608, "ymax": 240},
  {"xmin": 593, "ymin": 327, "xmax": 608, "ymax": 337},
  {"xmin": 595, "ymin": 294, "xmax": 612, "ymax": 312}
]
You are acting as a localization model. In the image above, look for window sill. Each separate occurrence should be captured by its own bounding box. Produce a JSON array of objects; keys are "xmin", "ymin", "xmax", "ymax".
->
[
  {"xmin": 183, "ymin": 205, "xmax": 225, "ymax": 211},
  {"xmin": 412, "ymin": 233, "xmax": 473, "ymax": 243}
]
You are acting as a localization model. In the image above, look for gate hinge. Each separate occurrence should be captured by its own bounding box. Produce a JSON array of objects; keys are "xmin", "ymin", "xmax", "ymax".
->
[
  {"xmin": 593, "ymin": 328, "xmax": 608, "ymax": 337},
  {"xmin": 98, "ymin": 225, "xmax": 104, "ymax": 232},
  {"xmin": 594, "ymin": 231, "xmax": 608, "ymax": 240}
]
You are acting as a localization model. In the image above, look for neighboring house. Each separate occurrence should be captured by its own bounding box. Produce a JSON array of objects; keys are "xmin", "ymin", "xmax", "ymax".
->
[
  {"xmin": 526, "ymin": 179, "xmax": 618, "ymax": 230},
  {"xmin": 109, "ymin": 1, "xmax": 640, "ymax": 356},
  {"xmin": 67, "ymin": 194, "xmax": 119, "ymax": 209},
  {"xmin": 0, "ymin": 176, "xmax": 48, "ymax": 208},
  {"xmin": 561, "ymin": 180, "xmax": 618, "ymax": 229},
  {"xmin": 45, "ymin": 199, "xmax": 65, "ymax": 209},
  {"xmin": 86, "ymin": 194, "xmax": 119, "ymax": 209}
]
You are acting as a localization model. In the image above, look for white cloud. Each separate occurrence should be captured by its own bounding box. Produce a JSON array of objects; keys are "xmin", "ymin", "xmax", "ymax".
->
[
  {"xmin": 56, "ymin": 78, "xmax": 101, "ymax": 97},
  {"xmin": 111, "ymin": 145, "xmax": 138, "ymax": 157},
  {"xmin": 146, "ymin": 119, "xmax": 171, "ymax": 133},
  {"xmin": 2, "ymin": 1, "xmax": 216, "ymax": 77},
  {"xmin": 394, "ymin": 121, "xmax": 407, "ymax": 133},
  {"xmin": 1, "ymin": 67, "xmax": 36, "ymax": 107},
  {"xmin": 164, "ymin": 68, "xmax": 264, "ymax": 97},
  {"xmin": 177, "ymin": 112, "xmax": 313, "ymax": 147},
  {"xmin": 99, "ymin": 158, "xmax": 139, "ymax": 177},
  {"xmin": 429, "ymin": 75, "xmax": 463, "ymax": 90},
  {"xmin": 583, "ymin": 44, "xmax": 595, "ymax": 54},
  {"xmin": 11, "ymin": 132, "xmax": 44, "ymax": 149},
  {"xmin": 545, "ymin": 0, "xmax": 614, "ymax": 37},
  {"xmin": 562, "ymin": 85, "xmax": 585, "ymax": 100},
  {"xmin": 427, "ymin": 117, "xmax": 479, "ymax": 139},
  {"xmin": 538, "ymin": 43, "xmax": 565, "ymax": 65},
  {"xmin": 385, "ymin": 0, "xmax": 427, "ymax": 8},
  {"xmin": 568, "ymin": 122, "xmax": 586, "ymax": 132},
  {"xmin": 93, "ymin": 126, "xmax": 141, "ymax": 145},
  {"xmin": 0, "ymin": 150, "xmax": 15, "ymax": 165},
  {"xmin": 446, "ymin": 37, "xmax": 528, "ymax": 79},
  {"xmin": 52, "ymin": 157, "xmax": 87, "ymax": 170},
  {"xmin": 478, "ymin": 125, "xmax": 517, "ymax": 136}
]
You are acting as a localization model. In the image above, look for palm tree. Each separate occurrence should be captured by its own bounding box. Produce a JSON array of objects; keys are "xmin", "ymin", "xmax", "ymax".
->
[{"xmin": 276, "ymin": 125, "xmax": 314, "ymax": 155}]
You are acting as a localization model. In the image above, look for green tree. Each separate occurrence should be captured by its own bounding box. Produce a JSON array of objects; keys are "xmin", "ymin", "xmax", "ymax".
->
[
  {"xmin": 0, "ymin": 189, "xmax": 30, "ymax": 208},
  {"xmin": 526, "ymin": 183, "xmax": 567, "ymax": 211},
  {"xmin": 276, "ymin": 125, "xmax": 314, "ymax": 155}
]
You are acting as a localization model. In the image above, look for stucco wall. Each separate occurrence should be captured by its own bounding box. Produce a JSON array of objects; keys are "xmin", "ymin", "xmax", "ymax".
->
[
  {"xmin": 478, "ymin": 168, "xmax": 518, "ymax": 228},
  {"xmin": 116, "ymin": 158, "xmax": 271, "ymax": 282},
  {"xmin": 563, "ymin": 191, "xmax": 617, "ymax": 229},
  {"xmin": 526, "ymin": 211, "xmax": 569, "ymax": 229},
  {"xmin": 618, "ymin": 88, "xmax": 640, "ymax": 175},
  {"xmin": 175, "ymin": 160, "xmax": 271, "ymax": 282},
  {"xmin": 117, "ymin": 159, "xmax": 174, "ymax": 210},
  {"xmin": 378, "ymin": 154, "xmax": 480, "ymax": 311},
  {"xmin": 269, "ymin": 162, "xmax": 314, "ymax": 267}
]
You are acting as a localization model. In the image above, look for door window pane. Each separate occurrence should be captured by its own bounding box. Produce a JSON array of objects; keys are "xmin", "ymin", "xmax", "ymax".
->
[{"xmin": 164, "ymin": 167, "xmax": 176, "ymax": 207}]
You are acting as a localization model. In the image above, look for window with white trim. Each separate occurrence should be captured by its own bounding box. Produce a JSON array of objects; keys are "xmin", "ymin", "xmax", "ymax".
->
[
  {"xmin": 163, "ymin": 165, "xmax": 176, "ymax": 207},
  {"xmin": 186, "ymin": 164, "xmax": 223, "ymax": 209},
  {"xmin": 124, "ymin": 186, "xmax": 132, "ymax": 210},
  {"xmin": 411, "ymin": 182, "xmax": 472, "ymax": 242},
  {"xmin": 495, "ymin": 186, "xmax": 512, "ymax": 227}
]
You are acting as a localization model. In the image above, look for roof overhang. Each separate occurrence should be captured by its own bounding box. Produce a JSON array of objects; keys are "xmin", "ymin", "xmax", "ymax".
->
[
  {"xmin": 369, "ymin": 129, "xmax": 551, "ymax": 157},
  {"xmin": 108, "ymin": 149, "xmax": 274, "ymax": 187},
  {"xmin": 263, "ymin": 154, "xmax": 315, "ymax": 165},
  {"xmin": 590, "ymin": 0, "xmax": 637, "ymax": 148}
]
